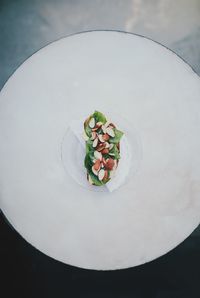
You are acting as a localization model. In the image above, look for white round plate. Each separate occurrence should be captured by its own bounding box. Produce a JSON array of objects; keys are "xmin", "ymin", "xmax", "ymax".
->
[{"xmin": 0, "ymin": 31, "xmax": 200, "ymax": 270}]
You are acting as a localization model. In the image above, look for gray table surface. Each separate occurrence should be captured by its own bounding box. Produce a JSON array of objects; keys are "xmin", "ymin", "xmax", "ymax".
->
[{"xmin": 0, "ymin": 0, "xmax": 200, "ymax": 240}]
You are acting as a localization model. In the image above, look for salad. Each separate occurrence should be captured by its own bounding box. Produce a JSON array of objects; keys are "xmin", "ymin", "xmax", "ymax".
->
[{"xmin": 83, "ymin": 111, "xmax": 124, "ymax": 186}]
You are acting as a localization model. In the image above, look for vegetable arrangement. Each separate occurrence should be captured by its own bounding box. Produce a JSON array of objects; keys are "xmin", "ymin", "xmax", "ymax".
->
[{"xmin": 83, "ymin": 111, "xmax": 124, "ymax": 186}]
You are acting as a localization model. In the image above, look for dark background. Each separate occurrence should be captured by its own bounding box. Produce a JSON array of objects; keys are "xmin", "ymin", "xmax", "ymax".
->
[{"xmin": 1, "ymin": 1, "xmax": 200, "ymax": 297}]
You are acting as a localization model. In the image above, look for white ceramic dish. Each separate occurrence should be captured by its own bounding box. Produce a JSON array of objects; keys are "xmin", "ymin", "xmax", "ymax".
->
[{"xmin": 0, "ymin": 31, "xmax": 200, "ymax": 270}]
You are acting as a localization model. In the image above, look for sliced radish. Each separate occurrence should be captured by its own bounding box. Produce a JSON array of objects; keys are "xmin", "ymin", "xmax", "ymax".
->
[
  {"xmin": 92, "ymin": 165, "xmax": 98, "ymax": 176},
  {"xmin": 96, "ymin": 143, "xmax": 106, "ymax": 151},
  {"xmin": 93, "ymin": 159, "xmax": 101, "ymax": 171},
  {"xmin": 103, "ymin": 134, "xmax": 110, "ymax": 141},
  {"xmin": 105, "ymin": 158, "xmax": 115, "ymax": 170},
  {"xmin": 101, "ymin": 148, "xmax": 109, "ymax": 154}
]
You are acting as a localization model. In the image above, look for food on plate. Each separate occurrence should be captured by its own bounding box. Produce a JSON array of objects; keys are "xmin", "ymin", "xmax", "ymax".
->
[{"xmin": 83, "ymin": 111, "xmax": 124, "ymax": 186}]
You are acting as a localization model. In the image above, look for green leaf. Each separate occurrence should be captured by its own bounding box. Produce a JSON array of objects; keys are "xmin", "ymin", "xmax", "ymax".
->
[
  {"xmin": 85, "ymin": 140, "xmax": 93, "ymax": 154},
  {"xmin": 89, "ymin": 171, "xmax": 105, "ymax": 186},
  {"xmin": 102, "ymin": 153, "xmax": 110, "ymax": 160},
  {"xmin": 84, "ymin": 111, "xmax": 107, "ymax": 137},
  {"xmin": 93, "ymin": 111, "xmax": 107, "ymax": 124},
  {"xmin": 84, "ymin": 111, "xmax": 123, "ymax": 186},
  {"xmin": 85, "ymin": 126, "xmax": 92, "ymax": 137},
  {"xmin": 84, "ymin": 118, "xmax": 92, "ymax": 137},
  {"xmin": 109, "ymin": 128, "xmax": 124, "ymax": 144},
  {"xmin": 109, "ymin": 144, "xmax": 120, "ymax": 160},
  {"xmin": 103, "ymin": 175, "xmax": 110, "ymax": 184},
  {"xmin": 84, "ymin": 125, "xmax": 92, "ymax": 138},
  {"xmin": 84, "ymin": 153, "xmax": 93, "ymax": 169}
]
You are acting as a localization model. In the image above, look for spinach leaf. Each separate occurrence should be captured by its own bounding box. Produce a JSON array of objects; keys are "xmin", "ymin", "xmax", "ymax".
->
[
  {"xmin": 109, "ymin": 144, "xmax": 120, "ymax": 160},
  {"xmin": 109, "ymin": 128, "xmax": 124, "ymax": 144},
  {"xmin": 93, "ymin": 111, "xmax": 107, "ymax": 124},
  {"xmin": 86, "ymin": 140, "xmax": 93, "ymax": 154},
  {"xmin": 84, "ymin": 153, "xmax": 93, "ymax": 169},
  {"xmin": 84, "ymin": 118, "xmax": 92, "ymax": 137},
  {"xmin": 89, "ymin": 170, "xmax": 105, "ymax": 186},
  {"xmin": 84, "ymin": 125, "xmax": 92, "ymax": 138}
]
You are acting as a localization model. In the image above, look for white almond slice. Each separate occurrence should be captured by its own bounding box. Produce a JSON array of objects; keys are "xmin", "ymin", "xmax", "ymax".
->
[
  {"xmin": 109, "ymin": 143, "xmax": 114, "ymax": 150},
  {"xmin": 88, "ymin": 175, "xmax": 94, "ymax": 185},
  {"xmin": 83, "ymin": 131, "xmax": 89, "ymax": 141},
  {"xmin": 105, "ymin": 142, "xmax": 110, "ymax": 148},
  {"xmin": 102, "ymin": 125, "xmax": 107, "ymax": 134},
  {"xmin": 93, "ymin": 138, "xmax": 98, "ymax": 148},
  {"xmin": 96, "ymin": 121, "xmax": 103, "ymax": 127},
  {"xmin": 105, "ymin": 121, "xmax": 111, "ymax": 128},
  {"xmin": 98, "ymin": 169, "xmax": 105, "ymax": 181},
  {"xmin": 92, "ymin": 165, "xmax": 98, "ymax": 176},
  {"xmin": 89, "ymin": 117, "xmax": 95, "ymax": 128},
  {"xmin": 106, "ymin": 127, "xmax": 115, "ymax": 137},
  {"xmin": 94, "ymin": 151, "xmax": 102, "ymax": 160},
  {"xmin": 91, "ymin": 132, "xmax": 96, "ymax": 140},
  {"xmin": 98, "ymin": 134, "xmax": 105, "ymax": 143},
  {"xmin": 109, "ymin": 152, "xmax": 115, "ymax": 156}
]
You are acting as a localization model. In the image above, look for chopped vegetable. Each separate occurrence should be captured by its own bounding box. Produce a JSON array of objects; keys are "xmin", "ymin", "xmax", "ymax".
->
[{"xmin": 84, "ymin": 111, "xmax": 124, "ymax": 186}]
